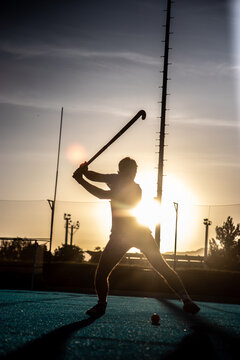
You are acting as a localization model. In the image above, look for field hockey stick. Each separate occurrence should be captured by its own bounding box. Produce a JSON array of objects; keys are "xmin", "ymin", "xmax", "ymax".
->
[{"xmin": 86, "ymin": 110, "xmax": 146, "ymax": 166}]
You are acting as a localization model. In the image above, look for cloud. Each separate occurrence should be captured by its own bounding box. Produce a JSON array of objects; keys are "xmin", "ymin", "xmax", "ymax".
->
[
  {"xmin": 0, "ymin": 41, "xmax": 160, "ymax": 67},
  {"xmin": 171, "ymin": 114, "xmax": 239, "ymax": 128},
  {"xmin": 172, "ymin": 59, "xmax": 235, "ymax": 79}
]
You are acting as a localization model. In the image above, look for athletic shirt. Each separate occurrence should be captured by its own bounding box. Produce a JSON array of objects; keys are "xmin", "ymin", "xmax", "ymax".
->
[{"xmin": 105, "ymin": 174, "xmax": 142, "ymax": 232}]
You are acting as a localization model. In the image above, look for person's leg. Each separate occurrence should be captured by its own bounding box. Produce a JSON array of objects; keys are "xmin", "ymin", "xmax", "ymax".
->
[
  {"xmin": 86, "ymin": 238, "xmax": 129, "ymax": 316},
  {"xmin": 141, "ymin": 235, "xmax": 200, "ymax": 314},
  {"xmin": 95, "ymin": 239, "xmax": 129, "ymax": 302}
]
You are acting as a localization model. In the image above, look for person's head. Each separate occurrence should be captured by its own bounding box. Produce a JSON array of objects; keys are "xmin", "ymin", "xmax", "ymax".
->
[{"xmin": 118, "ymin": 157, "xmax": 137, "ymax": 180}]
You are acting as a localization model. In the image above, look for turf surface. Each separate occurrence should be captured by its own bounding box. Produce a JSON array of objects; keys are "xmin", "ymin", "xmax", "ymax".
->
[{"xmin": 0, "ymin": 290, "xmax": 239, "ymax": 359}]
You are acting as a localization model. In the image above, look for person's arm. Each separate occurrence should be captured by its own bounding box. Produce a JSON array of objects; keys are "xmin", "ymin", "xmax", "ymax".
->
[
  {"xmin": 72, "ymin": 169, "xmax": 112, "ymax": 199},
  {"xmin": 75, "ymin": 161, "xmax": 116, "ymax": 183},
  {"xmin": 84, "ymin": 170, "xmax": 112, "ymax": 183}
]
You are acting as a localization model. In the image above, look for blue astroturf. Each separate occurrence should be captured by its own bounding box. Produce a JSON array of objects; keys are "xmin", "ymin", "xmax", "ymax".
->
[{"xmin": 0, "ymin": 290, "xmax": 239, "ymax": 359}]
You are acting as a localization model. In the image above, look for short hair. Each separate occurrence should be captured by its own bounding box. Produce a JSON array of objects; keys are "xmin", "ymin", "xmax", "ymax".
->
[{"xmin": 118, "ymin": 157, "xmax": 137, "ymax": 172}]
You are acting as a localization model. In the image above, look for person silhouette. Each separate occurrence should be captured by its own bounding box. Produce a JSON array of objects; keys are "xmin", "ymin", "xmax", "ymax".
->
[{"xmin": 73, "ymin": 157, "xmax": 200, "ymax": 317}]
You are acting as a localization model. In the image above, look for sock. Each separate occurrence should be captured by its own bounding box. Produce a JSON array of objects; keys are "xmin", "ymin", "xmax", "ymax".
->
[{"xmin": 98, "ymin": 300, "xmax": 107, "ymax": 305}]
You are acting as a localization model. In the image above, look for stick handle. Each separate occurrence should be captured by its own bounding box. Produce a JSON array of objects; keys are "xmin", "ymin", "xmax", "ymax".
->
[{"xmin": 87, "ymin": 110, "xmax": 146, "ymax": 166}]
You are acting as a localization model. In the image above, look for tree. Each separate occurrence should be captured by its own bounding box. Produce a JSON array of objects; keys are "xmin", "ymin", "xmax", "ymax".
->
[
  {"xmin": 87, "ymin": 246, "xmax": 102, "ymax": 263},
  {"xmin": 19, "ymin": 242, "xmax": 37, "ymax": 261},
  {"xmin": 208, "ymin": 216, "xmax": 240, "ymax": 268},
  {"xmin": 0, "ymin": 238, "xmax": 49, "ymax": 262},
  {"xmin": 0, "ymin": 238, "xmax": 31, "ymax": 260},
  {"xmin": 53, "ymin": 244, "xmax": 85, "ymax": 262}
]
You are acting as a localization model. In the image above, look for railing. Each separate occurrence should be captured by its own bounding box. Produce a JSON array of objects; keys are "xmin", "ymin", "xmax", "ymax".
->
[
  {"xmin": 163, "ymin": 254, "xmax": 204, "ymax": 263},
  {"xmin": 123, "ymin": 252, "xmax": 204, "ymax": 265}
]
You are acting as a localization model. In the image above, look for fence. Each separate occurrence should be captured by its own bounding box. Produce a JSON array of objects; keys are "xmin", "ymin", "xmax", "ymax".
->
[
  {"xmin": 0, "ymin": 237, "xmax": 48, "ymax": 289},
  {"xmin": 0, "ymin": 199, "xmax": 239, "ymax": 255},
  {"xmin": 123, "ymin": 252, "xmax": 204, "ymax": 268}
]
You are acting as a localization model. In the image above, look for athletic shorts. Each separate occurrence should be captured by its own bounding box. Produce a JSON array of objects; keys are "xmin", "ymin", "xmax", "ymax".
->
[{"xmin": 109, "ymin": 224, "xmax": 154, "ymax": 254}]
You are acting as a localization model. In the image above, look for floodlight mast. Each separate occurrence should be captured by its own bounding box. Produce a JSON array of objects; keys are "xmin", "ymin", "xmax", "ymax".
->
[
  {"xmin": 49, "ymin": 107, "xmax": 63, "ymax": 253},
  {"xmin": 155, "ymin": 0, "xmax": 173, "ymax": 248}
]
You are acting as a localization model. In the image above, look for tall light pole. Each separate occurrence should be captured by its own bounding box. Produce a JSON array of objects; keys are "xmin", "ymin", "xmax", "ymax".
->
[
  {"xmin": 155, "ymin": 0, "xmax": 173, "ymax": 248},
  {"xmin": 70, "ymin": 221, "xmax": 80, "ymax": 246},
  {"xmin": 203, "ymin": 218, "xmax": 212, "ymax": 260},
  {"xmin": 64, "ymin": 213, "xmax": 72, "ymax": 246},
  {"xmin": 49, "ymin": 107, "xmax": 64, "ymax": 253},
  {"xmin": 173, "ymin": 202, "xmax": 178, "ymax": 269}
]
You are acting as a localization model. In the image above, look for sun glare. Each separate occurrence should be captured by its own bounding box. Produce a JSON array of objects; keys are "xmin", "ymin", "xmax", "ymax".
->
[
  {"xmin": 66, "ymin": 143, "xmax": 87, "ymax": 165},
  {"xmin": 131, "ymin": 197, "xmax": 161, "ymax": 231},
  {"xmin": 132, "ymin": 172, "xmax": 199, "ymax": 253}
]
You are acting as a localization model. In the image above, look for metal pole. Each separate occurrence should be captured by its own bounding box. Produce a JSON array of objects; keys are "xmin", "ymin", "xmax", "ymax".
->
[
  {"xmin": 65, "ymin": 218, "xmax": 69, "ymax": 245},
  {"xmin": 70, "ymin": 221, "xmax": 79, "ymax": 247},
  {"xmin": 173, "ymin": 202, "xmax": 178, "ymax": 269},
  {"xmin": 203, "ymin": 218, "xmax": 212, "ymax": 260},
  {"xmin": 31, "ymin": 241, "xmax": 38, "ymax": 290},
  {"xmin": 64, "ymin": 213, "xmax": 71, "ymax": 246},
  {"xmin": 49, "ymin": 107, "xmax": 64, "ymax": 253},
  {"xmin": 70, "ymin": 225, "xmax": 73, "ymax": 246},
  {"xmin": 155, "ymin": 0, "xmax": 173, "ymax": 248}
]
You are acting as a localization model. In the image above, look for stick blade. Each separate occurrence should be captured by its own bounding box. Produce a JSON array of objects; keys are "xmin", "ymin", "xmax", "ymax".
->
[{"xmin": 139, "ymin": 110, "xmax": 146, "ymax": 120}]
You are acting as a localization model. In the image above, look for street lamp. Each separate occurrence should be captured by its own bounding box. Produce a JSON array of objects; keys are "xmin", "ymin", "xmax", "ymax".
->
[
  {"xmin": 173, "ymin": 202, "xmax": 178, "ymax": 269},
  {"xmin": 203, "ymin": 218, "xmax": 212, "ymax": 260},
  {"xmin": 70, "ymin": 220, "xmax": 80, "ymax": 246},
  {"xmin": 64, "ymin": 213, "xmax": 72, "ymax": 245}
]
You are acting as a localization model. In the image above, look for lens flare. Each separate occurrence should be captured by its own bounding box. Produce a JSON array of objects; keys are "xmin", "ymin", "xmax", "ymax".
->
[
  {"xmin": 131, "ymin": 198, "xmax": 161, "ymax": 231},
  {"xmin": 131, "ymin": 171, "xmax": 199, "ymax": 253},
  {"xmin": 66, "ymin": 143, "xmax": 87, "ymax": 165}
]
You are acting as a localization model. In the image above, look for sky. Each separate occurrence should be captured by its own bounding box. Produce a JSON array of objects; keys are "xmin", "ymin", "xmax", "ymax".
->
[{"xmin": 0, "ymin": 0, "xmax": 239, "ymax": 253}]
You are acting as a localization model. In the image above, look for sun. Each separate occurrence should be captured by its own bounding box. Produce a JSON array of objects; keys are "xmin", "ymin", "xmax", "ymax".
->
[
  {"xmin": 131, "ymin": 198, "xmax": 161, "ymax": 231},
  {"xmin": 131, "ymin": 171, "xmax": 199, "ymax": 253},
  {"xmin": 131, "ymin": 171, "xmax": 161, "ymax": 232}
]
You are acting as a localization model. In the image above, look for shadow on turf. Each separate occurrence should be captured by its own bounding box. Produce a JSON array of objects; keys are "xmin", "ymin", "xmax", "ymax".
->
[
  {"xmin": 158, "ymin": 299, "xmax": 239, "ymax": 360},
  {"xmin": 1, "ymin": 316, "xmax": 100, "ymax": 360}
]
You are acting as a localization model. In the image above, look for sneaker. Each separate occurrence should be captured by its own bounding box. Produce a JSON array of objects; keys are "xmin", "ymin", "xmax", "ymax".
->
[
  {"xmin": 183, "ymin": 300, "xmax": 200, "ymax": 314},
  {"xmin": 86, "ymin": 302, "xmax": 107, "ymax": 317}
]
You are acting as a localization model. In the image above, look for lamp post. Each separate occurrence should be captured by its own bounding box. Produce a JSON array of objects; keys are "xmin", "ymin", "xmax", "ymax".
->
[
  {"xmin": 203, "ymin": 218, "xmax": 212, "ymax": 260},
  {"xmin": 155, "ymin": 0, "xmax": 173, "ymax": 249},
  {"xmin": 173, "ymin": 202, "xmax": 178, "ymax": 269},
  {"xmin": 70, "ymin": 221, "xmax": 80, "ymax": 246},
  {"xmin": 64, "ymin": 213, "xmax": 72, "ymax": 245},
  {"xmin": 49, "ymin": 107, "xmax": 64, "ymax": 253}
]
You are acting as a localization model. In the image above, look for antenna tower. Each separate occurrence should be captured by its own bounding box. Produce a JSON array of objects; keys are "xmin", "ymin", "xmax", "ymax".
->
[{"xmin": 155, "ymin": 0, "xmax": 174, "ymax": 248}]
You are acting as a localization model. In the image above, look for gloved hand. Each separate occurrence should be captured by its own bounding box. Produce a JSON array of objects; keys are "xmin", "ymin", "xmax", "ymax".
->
[{"xmin": 72, "ymin": 161, "xmax": 88, "ymax": 180}]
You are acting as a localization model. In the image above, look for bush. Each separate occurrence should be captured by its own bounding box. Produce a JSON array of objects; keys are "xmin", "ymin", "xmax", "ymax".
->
[{"xmin": 53, "ymin": 244, "xmax": 85, "ymax": 262}]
